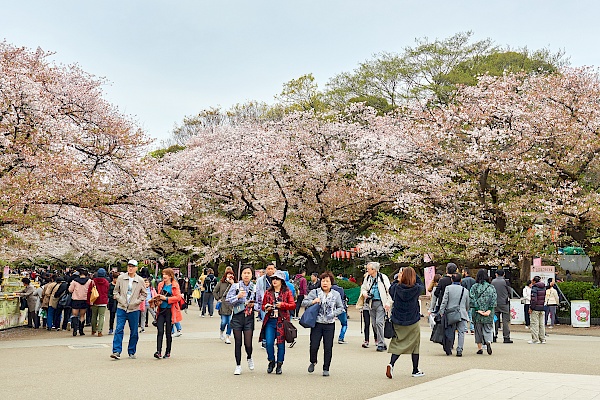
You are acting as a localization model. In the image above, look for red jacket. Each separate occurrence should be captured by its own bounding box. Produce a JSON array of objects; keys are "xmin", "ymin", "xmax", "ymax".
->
[
  {"xmin": 88, "ymin": 278, "xmax": 110, "ymax": 306},
  {"xmin": 157, "ymin": 280, "xmax": 183, "ymax": 324},
  {"xmin": 260, "ymin": 289, "xmax": 296, "ymax": 344}
]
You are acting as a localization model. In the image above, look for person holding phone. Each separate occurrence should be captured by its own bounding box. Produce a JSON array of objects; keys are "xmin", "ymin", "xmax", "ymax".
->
[
  {"xmin": 153, "ymin": 268, "xmax": 182, "ymax": 359},
  {"xmin": 261, "ymin": 270, "xmax": 296, "ymax": 374},
  {"xmin": 226, "ymin": 265, "xmax": 258, "ymax": 375}
]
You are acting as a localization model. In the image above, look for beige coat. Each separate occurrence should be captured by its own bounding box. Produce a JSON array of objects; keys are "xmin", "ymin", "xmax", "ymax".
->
[
  {"xmin": 113, "ymin": 273, "xmax": 146, "ymax": 312},
  {"xmin": 360, "ymin": 272, "xmax": 393, "ymax": 309},
  {"xmin": 545, "ymin": 287, "xmax": 560, "ymax": 306},
  {"xmin": 41, "ymin": 282, "xmax": 58, "ymax": 309}
]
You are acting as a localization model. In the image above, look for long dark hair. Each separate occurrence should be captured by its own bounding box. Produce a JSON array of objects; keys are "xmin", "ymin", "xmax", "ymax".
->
[
  {"xmin": 267, "ymin": 277, "xmax": 288, "ymax": 293},
  {"xmin": 476, "ymin": 269, "xmax": 488, "ymax": 284}
]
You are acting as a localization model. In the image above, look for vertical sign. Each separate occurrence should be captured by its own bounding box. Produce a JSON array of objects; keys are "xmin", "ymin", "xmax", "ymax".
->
[{"xmin": 424, "ymin": 266, "xmax": 436, "ymax": 296}]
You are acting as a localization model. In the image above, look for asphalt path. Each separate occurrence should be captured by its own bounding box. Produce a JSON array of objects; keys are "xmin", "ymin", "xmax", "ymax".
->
[{"xmin": 1, "ymin": 305, "xmax": 599, "ymax": 400}]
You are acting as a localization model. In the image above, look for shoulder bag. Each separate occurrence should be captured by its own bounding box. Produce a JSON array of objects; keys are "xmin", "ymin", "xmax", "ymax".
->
[
  {"xmin": 89, "ymin": 282, "xmax": 99, "ymax": 305},
  {"xmin": 445, "ymin": 287, "xmax": 465, "ymax": 325}
]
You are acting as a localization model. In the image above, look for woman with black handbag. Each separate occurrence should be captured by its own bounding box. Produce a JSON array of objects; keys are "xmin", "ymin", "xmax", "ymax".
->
[
  {"xmin": 260, "ymin": 270, "xmax": 296, "ymax": 374},
  {"xmin": 386, "ymin": 267, "xmax": 424, "ymax": 379}
]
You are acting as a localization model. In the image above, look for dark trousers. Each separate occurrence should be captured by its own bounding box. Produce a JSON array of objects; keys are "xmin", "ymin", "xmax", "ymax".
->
[
  {"xmin": 27, "ymin": 310, "xmax": 40, "ymax": 328},
  {"xmin": 54, "ymin": 307, "xmax": 70, "ymax": 329},
  {"xmin": 295, "ymin": 295, "xmax": 304, "ymax": 318},
  {"xmin": 524, "ymin": 304, "xmax": 530, "ymax": 326},
  {"xmin": 310, "ymin": 322, "xmax": 335, "ymax": 371},
  {"xmin": 202, "ymin": 293, "xmax": 214, "ymax": 316},
  {"xmin": 494, "ymin": 309, "xmax": 511, "ymax": 339},
  {"xmin": 108, "ymin": 302, "xmax": 117, "ymax": 330},
  {"xmin": 156, "ymin": 308, "xmax": 173, "ymax": 354}
]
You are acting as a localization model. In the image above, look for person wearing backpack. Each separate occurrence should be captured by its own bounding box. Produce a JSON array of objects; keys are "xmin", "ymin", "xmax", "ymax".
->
[
  {"xmin": 202, "ymin": 268, "xmax": 218, "ymax": 317},
  {"xmin": 293, "ymin": 269, "xmax": 308, "ymax": 319}
]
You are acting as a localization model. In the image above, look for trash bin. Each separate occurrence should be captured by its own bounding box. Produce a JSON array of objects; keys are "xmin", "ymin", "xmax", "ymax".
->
[
  {"xmin": 571, "ymin": 300, "xmax": 591, "ymax": 328},
  {"xmin": 510, "ymin": 299, "xmax": 525, "ymax": 324}
]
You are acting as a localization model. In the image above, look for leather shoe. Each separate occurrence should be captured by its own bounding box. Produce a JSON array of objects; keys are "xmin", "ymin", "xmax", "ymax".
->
[
  {"xmin": 503, "ymin": 339, "xmax": 513, "ymax": 344},
  {"xmin": 456, "ymin": 351, "xmax": 462, "ymax": 357}
]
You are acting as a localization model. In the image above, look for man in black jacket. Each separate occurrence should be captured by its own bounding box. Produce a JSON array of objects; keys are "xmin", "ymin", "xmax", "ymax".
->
[
  {"xmin": 435, "ymin": 263, "xmax": 458, "ymax": 310},
  {"xmin": 528, "ymin": 276, "xmax": 547, "ymax": 344}
]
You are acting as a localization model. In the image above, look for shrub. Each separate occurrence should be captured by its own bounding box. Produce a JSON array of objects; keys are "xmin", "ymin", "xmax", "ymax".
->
[
  {"xmin": 583, "ymin": 289, "xmax": 600, "ymax": 319},
  {"xmin": 557, "ymin": 281, "xmax": 593, "ymax": 302},
  {"xmin": 334, "ymin": 279, "xmax": 359, "ymax": 289}
]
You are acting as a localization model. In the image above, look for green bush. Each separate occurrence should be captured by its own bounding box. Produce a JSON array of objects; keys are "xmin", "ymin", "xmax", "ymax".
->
[
  {"xmin": 557, "ymin": 281, "xmax": 594, "ymax": 302},
  {"xmin": 334, "ymin": 279, "xmax": 359, "ymax": 289},
  {"xmin": 583, "ymin": 289, "xmax": 600, "ymax": 319}
]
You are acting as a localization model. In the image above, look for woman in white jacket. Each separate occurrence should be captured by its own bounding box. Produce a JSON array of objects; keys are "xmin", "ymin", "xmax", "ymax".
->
[{"xmin": 360, "ymin": 262, "xmax": 393, "ymax": 352}]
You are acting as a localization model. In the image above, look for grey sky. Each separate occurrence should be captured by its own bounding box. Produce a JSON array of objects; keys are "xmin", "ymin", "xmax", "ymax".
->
[{"xmin": 2, "ymin": 1, "xmax": 598, "ymax": 145}]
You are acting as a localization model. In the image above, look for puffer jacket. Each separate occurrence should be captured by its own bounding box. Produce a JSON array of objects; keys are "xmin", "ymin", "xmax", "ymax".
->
[
  {"xmin": 530, "ymin": 282, "xmax": 546, "ymax": 311},
  {"xmin": 69, "ymin": 277, "xmax": 91, "ymax": 301}
]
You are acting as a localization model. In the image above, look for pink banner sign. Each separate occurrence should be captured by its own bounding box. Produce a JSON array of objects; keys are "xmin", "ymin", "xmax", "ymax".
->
[{"xmin": 424, "ymin": 266, "xmax": 436, "ymax": 296}]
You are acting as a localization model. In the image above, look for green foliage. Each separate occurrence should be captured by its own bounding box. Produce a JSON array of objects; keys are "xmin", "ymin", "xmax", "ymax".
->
[
  {"xmin": 334, "ymin": 279, "xmax": 359, "ymax": 289},
  {"xmin": 583, "ymin": 289, "xmax": 600, "ymax": 318},
  {"xmin": 557, "ymin": 281, "xmax": 594, "ymax": 301},
  {"xmin": 149, "ymin": 144, "xmax": 186, "ymax": 159},
  {"xmin": 348, "ymin": 95, "xmax": 396, "ymax": 115}
]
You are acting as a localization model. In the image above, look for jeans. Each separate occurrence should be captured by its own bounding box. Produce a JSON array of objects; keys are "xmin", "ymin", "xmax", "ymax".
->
[
  {"xmin": 157, "ymin": 308, "xmax": 173, "ymax": 354},
  {"xmin": 265, "ymin": 318, "xmax": 285, "ymax": 362},
  {"xmin": 547, "ymin": 305, "xmax": 557, "ymax": 326},
  {"xmin": 112, "ymin": 308, "xmax": 140, "ymax": 355},
  {"xmin": 172, "ymin": 321, "xmax": 182, "ymax": 333},
  {"xmin": 91, "ymin": 305, "xmax": 106, "ymax": 333},
  {"xmin": 55, "ymin": 307, "xmax": 70, "ymax": 329},
  {"xmin": 202, "ymin": 293, "xmax": 214, "ymax": 316},
  {"xmin": 220, "ymin": 314, "xmax": 232, "ymax": 335},
  {"xmin": 47, "ymin": 306, "xmax": 56, "ymax": 329},
  {"xmin": 310, "ymin": 322, "xmax": 335, "ymax": 371},
  {"xmin": 337, "ymin": 311, "xmax": 348, "ymax": 340}
]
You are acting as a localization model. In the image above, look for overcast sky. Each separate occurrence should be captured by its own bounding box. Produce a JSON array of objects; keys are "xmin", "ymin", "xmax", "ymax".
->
[{"xmin": 2, "ymin": 1, "xmax": 598, "ymax": 146}]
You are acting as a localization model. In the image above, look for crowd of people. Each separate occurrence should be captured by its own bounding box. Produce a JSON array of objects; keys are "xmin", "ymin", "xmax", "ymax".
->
[{"xmin": 10, "ymin": 259, "xmax": 565, "ymax": 378}]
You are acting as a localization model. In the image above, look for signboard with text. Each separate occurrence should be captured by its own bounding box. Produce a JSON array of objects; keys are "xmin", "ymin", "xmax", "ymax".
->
[{"xmin": 530, "ymin": 265, "xmax": 555, "ymax": 285}]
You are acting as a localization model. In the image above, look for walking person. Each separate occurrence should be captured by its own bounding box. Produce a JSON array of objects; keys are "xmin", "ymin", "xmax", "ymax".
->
[
  {"xmin": 469, "ymin": 269, "xmax": 497, "ymax": 355},
  {"xmin": 360, "ymin": 262, "xmax": 392, "ymax": 352},
  {"xmin": 107, "ymin": 271, "xmax": 119, "ymax": 335},
  {"xmin": 226, "ymin": 265, "xmax": 258, "ymax": 375},
  {"xmin": 427, "ymin": 274, "xmax": 442, "ymax": 329},
  {"xmin": 17, "ymin": 278, "xmax": 40, "ymax": 328},
  {"xmin": 201, "ymin": 268, "xmax": 218, "ymax": 317},
  {"xmin": 331, "ymin": 279, "xmax": 348, "ymax": 344},
  {"xmin": 140, "ymin": 278, "xmax": 157, "ymax": 333},
  {"xmin": 302, "ymin": 271, "xmax": 345, "ymax": 377},
  {"xmin": 386, "ymin": 267, "xmax": 425, "ymax": 379},
  {"xmin": 439, "ymin": 274, "xmax": 470, "ymax": 357},
  {"xmin": 529, "ymin": 276, "xmax": 547, "ymax": 344},
  {"xmin": 110, "ymin": 260, "xmax": 147, "ymax": 360},
  {"xmin": 491, "ymin": 269, "xmax": 513, "ymax": 343},
  {"xmin": 293, "ymin": 269, "xmax": 308, "ymax": 319},
  {"xmin": 153, "ymin": 268, "xmax": 183, "ymax": 359},
  {"xmin": 260, "ymin": 270, "xmax": 296, "ymax": 374},
  {"xmin": 41, "ymin": 275, "xmax": 59, "ymax": 330},
  {"xmin": 522, "ymin": 280, "xmax": 532, "ymax": 329},
  {"xmin": 69, "ymin": 270, "xmax": 91, "ymax": 336},
  {"xmin": 461, "ymin": 269, "xmax": 476, "ymax": 334},
  {"xmin": 214, "ymin": 268, "xmax": 236, "ymax": 344},
  {"xmin": 89, "ymin": 268, "xmax": 110, "ymax": 336},
  {"xmin": 545, "ymin": 279, "xmax": 560, "ymax": 329}
]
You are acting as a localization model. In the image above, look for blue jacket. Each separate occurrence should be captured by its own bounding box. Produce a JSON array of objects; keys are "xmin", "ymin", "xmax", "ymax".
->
[{"xmin": 389, "ymin": 275, "xmax": 423, "ymax": 326}]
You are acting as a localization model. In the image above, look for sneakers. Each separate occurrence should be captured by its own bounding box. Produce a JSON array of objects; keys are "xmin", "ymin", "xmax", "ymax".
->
[
  {"xmin": 525, "ymin": 326, "xmax": 530, "ymax": 329},
  {"xmin": 456, "ymin": 351, "xmax": 462, "ymax": 357},
  {"xmin": 173, "ymin": 330, "xmax": 182, "ymax": 337},
  {"xmin": 67, "ymin": 321, "xmax": 71, "ymax": 331},
  {"xmin": 225, "ymin": 336, "xmax": 231, "ymax": 344},
  {"xmin": 386, "ymin": 364, "xmax": 393, "ymax": 379},
  {"xmin": 412, "ymin": 370, "xmax": 425, "ymax": 377},
  {"xmin": 108, "ymin": 329, "xmax": 114, "ymax": 335},
  {"xmin": 154, "ymin": 352, "xmax": 162, "ymax": 359},
  {"xmin": 220, "ymin": 331, "xmax": 225, "ymax": 341},
  {"xmin": 247, "ymin": 358, "xmax": 254, "ymax": 370},
  {"xmin": 308, "ymin": 363, "xmax": 315, "ymax": 373},
  {"xmin": 139, "ymin": 328, "xmax": 145, "ymax": 333},
  {"xmin": 487, "ymin": 342, "xmax": 493, "ymax": 355},
  {"xmin": 477, "ymin": 349, "xmax": 483, "ymax": 354},
  {"xmin": 540, "ymin": 340, "xmax": 547, "ymax": 344},
  {"xmin": 362, "ymin": 341, "xmax": 369, "ymax": 348},
  {"xmin": 275, "ymin": 362, "xmax": 283, "ymax": 375},
  {"xmin": 267, "ymin": 360, "xmax": 275, "ymax": 374},
  {"xmin": 163, "ymin": 353, "xmax": 170, "ymax": 359},
  {"xmin": 527, "ymin": 340, "xmax": 539, "ymax": 344},
  {"xmin": 376, "ymin": 345, "xmax": 386, "ymax": 352},
  {"xmin": 201, "ymin": 314, "xmax": 205, "ymax": 318},
  {"xmin": 234, "ymin": 365, "xmax": 242, "ymax": 375},
  {"xmin": 323, "ymin": 370, "xmax": 330, "ymax": 377},
  {"xmin": 128, "ymin": 354, "xmax": 136, "ymax": 359},
  {"xmin": 338, "ymin": 339, "xmax": 347, "ymax": 344},
  {"xmin": 110, "ymin": 353, "xmax": 120, "ymax": 360}
]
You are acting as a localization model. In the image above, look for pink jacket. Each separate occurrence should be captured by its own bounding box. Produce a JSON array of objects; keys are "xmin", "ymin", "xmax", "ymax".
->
[{"xmin": 69, "ymin": 277, "xmax": 92, "ymax": 301}]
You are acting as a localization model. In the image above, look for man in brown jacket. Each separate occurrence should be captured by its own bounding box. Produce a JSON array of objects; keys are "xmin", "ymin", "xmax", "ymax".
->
[{"xmin": 110, "ymin": 260, "xmax": 146, "ymax": 360}]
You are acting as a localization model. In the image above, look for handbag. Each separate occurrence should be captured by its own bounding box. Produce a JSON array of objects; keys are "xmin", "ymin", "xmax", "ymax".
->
[
  {"xmin": 192, "ymin": 289, "xmax": 201, "ymax": 299},
  {"xmin": 283, "ymin": 319, "xmax": 298, "ymax": 343},
  {"xmin": 445, "ymin": 287, "xmax": 465, "ymax": 325},
  {"xmin": 430, "ymin": 321, "xmax": 445, "ymax": 344},
  {"xmin": 89, "ymin": 283, "xmax": 99, "ymax": 305},
  {"xmin": 299, "ymin": 302, "xmax": 320, "ymax": 329},
  {"xmin": 384, "ymin": 313, "xmax": 395, "ymax": 339},
  {"xmin": 20, "ymin": 296, "xmax": 28, "ymax": 310}
]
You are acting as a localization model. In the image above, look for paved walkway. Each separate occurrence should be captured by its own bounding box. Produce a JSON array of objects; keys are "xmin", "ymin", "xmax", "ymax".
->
[
  {"xmin": 371, "ymin": 369, "xmax": 600, "ymax": 399},
  {"xmin": 1, "ymin": 306, "xmax": 599, "ymax": 399}
]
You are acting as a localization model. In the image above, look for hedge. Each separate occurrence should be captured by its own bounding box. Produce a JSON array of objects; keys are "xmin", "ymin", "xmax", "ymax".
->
[
  {"xmin": 557, "ymin": 281, "xmax": 594, "ymax": 302},
  {"xmin": 335, "ymin": 280, "xmax": 359, "ymax": 290},
  {"xmin": 583, "ymin": 289, "xmax": 600, "ymax": 319}
]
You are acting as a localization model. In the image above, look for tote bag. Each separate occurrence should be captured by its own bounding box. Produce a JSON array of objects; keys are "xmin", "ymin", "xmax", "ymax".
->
[{"xmin": 299, "ymin": 303, "xmax": 320, "ymax": 329}]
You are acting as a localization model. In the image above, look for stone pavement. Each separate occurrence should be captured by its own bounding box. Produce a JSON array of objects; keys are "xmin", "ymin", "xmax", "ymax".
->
[{"xmin": 1, "ymin": 306, "xmax": 599, "ymax": 400}]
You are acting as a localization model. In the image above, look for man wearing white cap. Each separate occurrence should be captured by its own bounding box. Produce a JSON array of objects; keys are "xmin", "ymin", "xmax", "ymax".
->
[{"xmin": 111, "ymin": 260, "xmax": 147, "ymax": 360}]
